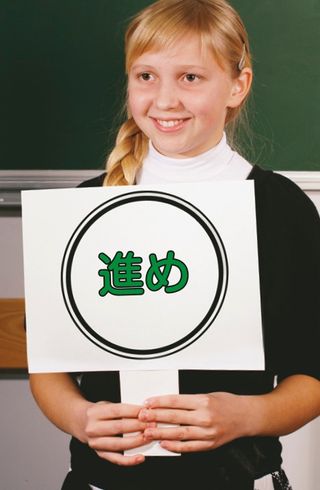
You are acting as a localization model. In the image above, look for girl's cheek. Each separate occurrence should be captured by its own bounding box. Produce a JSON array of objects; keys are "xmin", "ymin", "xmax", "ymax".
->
[{"xmin": 129, "ymin": 89, "xmax": 151, "ymax": 103}]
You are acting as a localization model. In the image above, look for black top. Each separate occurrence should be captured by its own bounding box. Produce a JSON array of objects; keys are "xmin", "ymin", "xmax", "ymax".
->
[{"xmin": 69, "ymin": 166, "xmax": 319, "ymax": 488}]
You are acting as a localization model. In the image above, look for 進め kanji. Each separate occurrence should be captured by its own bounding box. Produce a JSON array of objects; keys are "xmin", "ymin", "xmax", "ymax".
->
[
  {"xmin": 98, "ymin": 250, "xmax": 189, "ymax": 296},
  {"xmin": 98, "ymin": 251, "xmax": 144, "ymax": 296}
]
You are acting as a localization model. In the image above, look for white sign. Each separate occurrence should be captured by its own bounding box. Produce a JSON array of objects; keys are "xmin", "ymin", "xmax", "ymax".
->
[
  {"xmin": 22, "ymin": 182, "xmax": 265, "ymax": 373},
  {"xmin": 120, "ymin": 370, "xmax": 180, "ymax": 457}
]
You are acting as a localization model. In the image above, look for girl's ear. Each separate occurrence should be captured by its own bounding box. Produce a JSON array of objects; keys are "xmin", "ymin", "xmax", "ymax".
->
[{"xmin": 228, "ymin": 67, "xmax": 253, "ymax": 108}]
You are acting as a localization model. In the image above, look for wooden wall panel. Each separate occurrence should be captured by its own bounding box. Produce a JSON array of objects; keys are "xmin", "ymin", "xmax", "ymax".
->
[{"xmin": 0, "ymin": 298, "xmax": 27, "ymax": 369}]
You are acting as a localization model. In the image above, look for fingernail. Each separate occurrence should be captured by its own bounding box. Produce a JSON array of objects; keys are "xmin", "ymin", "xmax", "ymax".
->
[
  {"xmin": 144, "ymin": 429, "xmax": 154, "ymax": 439},
  {"xmin": 140, "ymin": 409, "xmax": 148, "ymax": 420},
  {"xmin": 144, "ymin": 397, "xmax": 154, "ymax": 407}
]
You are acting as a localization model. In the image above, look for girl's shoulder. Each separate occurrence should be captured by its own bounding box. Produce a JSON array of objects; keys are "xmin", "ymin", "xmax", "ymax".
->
[
  {"xmin": 249, "ymin": 165, "xmax": 319, "ymax": 224},
  {"xmin": 77, "ymin": 172, "xmax": 106, "ymax": 188}
]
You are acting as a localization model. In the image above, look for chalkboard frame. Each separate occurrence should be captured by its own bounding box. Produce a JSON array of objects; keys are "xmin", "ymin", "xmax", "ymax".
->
[{"xmin": 0, "ymin": 170, "xmax": 320, "ymax": 208}]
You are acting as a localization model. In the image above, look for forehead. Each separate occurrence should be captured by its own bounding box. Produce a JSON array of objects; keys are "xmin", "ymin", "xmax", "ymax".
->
[{"xmin": 130, "ymin": 34, "xmax": 216, "ymax": 68}]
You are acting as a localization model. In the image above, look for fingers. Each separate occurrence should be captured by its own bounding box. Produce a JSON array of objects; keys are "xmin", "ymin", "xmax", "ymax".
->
[
  {"xmin": 139, "ymin": 407, "xmax": 195, "ymax": 426},
  {"xmin": 88, "ymin": 402, "xmax": 143, "ymax": 421},
  {"xmin": 144, "ymin": 394, "xmax": 200, "ymax": 410},
  {"xmin": 139, "ymin": 394, "xmax": 214, "ymax": 427},
  {"xmin": 89, "ymin": 433, "xmax": 147, "ymax": 452},
  {"xmin": 86, "ymin": 402, "xmax": 148, "ymax": 439},
  {"xmin": 143, "ymin": 425, "xmax": 214, "ymax": 442},
  {"xmin": 96, "ymin": 450, "xmax": 145, "ymax": 466},
  {"xmin": 160, "ymin": 440, "xmax": 214, "ymax": 453},
  {"xmin": 89, "ymin": 431, "xmax": 148, "ymax": 466},
  {"xmin": 84, "ymin": 402, "xmax": 156, "ymax": 466},
  {"xmin": 86, "ymin": 418, "xmax": 148, "ymax": 438},
  {"xmin": 138, "ymin": 395, "xmax": 218, "ymax": 452}
]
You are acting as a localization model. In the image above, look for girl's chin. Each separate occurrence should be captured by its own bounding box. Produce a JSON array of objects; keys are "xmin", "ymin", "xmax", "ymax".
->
[{"xmin": 151, "ymin": 144, "xmax": 199, "ymax": 159}]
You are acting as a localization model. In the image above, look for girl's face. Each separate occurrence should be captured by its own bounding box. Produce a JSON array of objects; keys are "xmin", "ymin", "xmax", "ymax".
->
[{"xmin": 128, "ymin": 34, "xmax": 250, "ymax": 159}]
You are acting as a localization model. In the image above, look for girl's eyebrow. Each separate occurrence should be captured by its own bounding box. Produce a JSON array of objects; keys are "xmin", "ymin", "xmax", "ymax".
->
[
  {"xmin": 176, "ymin": 64, "xmax": 208, "ymax": 71},
  {"xmin": 130, "ymin": 64, "xmax": 155, "ymax": 71},
  {"xmin": 131, "ymin": 64, "xmax": 208, "ymax": 71}
]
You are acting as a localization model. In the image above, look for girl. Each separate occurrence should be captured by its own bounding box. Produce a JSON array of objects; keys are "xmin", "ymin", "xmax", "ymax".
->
[{"xmin": 29, "ymin": 1, "xmax": 320, "ymax": 489}]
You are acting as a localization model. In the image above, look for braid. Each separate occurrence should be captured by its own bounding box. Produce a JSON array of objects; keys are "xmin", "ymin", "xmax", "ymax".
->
[{"xmin": 105, "ymin": 118, "xmax": 148, "ymax": 186}]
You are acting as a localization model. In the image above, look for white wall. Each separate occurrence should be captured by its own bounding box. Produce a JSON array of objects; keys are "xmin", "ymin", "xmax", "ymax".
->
[
  {"xmin": 282, "ymin": 420, "xmax": 320, "ymax": 489},
  {"xmin": 0, "ymin": 376, "xmax": 70, "ymax": 490},
  {"xmin": 0, "ymin": 207, "xmax": 70, "ymax": 490},
  {"xmin": 0, "ymin": 209, "xmax": 24, "ymax": 297},
  {"xmin": 0, "ymin": 174, "xmax": 319, "ymax": 489}
]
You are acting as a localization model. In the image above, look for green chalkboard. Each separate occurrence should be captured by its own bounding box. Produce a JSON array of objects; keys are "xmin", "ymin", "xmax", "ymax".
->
[{"xmin": 1, "ymin": 0, "xmax": 319, "ymax": 171}]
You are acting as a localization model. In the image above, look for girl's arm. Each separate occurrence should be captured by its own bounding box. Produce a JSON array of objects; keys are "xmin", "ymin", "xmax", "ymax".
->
[
  {"xmin": 243, "ymin": 374, "xmax": 320, "ymax": 436},
  {"xmin": 138, "ymin": 374, "xmax": 320, "ymax": 453},
  {"xmin": 29, "ymin": 373, "xmax": 92, "ymax": 442},
  {"xmin": 29, "ymin": 373, "xmax": 147, "ymax": 466}
]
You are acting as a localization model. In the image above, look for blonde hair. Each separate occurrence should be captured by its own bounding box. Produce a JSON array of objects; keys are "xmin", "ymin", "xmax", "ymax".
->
[{"xmin": 105, "ymin": 0, "xmax": 252, "ymax": 186}]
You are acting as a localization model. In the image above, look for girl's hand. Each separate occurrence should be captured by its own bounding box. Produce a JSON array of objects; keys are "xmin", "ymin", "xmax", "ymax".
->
[
  {"xmin": 83, "ymin": 401, "xmax": 151, "ymax": 466},
  {"xmin": 138, "ymin": 393, "xmax": 252, "ymax": 453}
]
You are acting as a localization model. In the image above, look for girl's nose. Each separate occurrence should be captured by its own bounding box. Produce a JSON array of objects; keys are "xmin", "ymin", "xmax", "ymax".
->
[{"xmin": 155, "ymin": 82, "xmax": 180, "ymax": 111}]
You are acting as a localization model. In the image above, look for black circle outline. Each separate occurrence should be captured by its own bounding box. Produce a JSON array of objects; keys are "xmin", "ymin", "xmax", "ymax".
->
[{"xmin": 61, "ymin": 191, "xmax": 228, "ymax": 359}]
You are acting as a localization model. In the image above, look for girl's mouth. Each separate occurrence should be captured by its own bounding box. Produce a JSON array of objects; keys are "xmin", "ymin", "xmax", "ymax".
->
[{"xmin": 151, "ymin": 117, "xmax": 190, "ymax": 132}]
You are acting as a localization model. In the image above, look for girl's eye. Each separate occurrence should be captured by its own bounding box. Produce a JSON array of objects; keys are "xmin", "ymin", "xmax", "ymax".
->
[
  {"xmin": 184, "ymin": 73, "xmax": 200, "ymax": 82},
  {"xmin": 139, "ymin": 72, "xmax": 153, "ymax": 81}
]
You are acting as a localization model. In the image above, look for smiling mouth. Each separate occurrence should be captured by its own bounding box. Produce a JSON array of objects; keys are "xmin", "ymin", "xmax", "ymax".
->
[
  {"xmin": 157, "ymin": 119, "xmax": 184, "ymax": 127},
  {"xmin": 152, "ymin": 117, "xmax": 190, "ymax": 132}
]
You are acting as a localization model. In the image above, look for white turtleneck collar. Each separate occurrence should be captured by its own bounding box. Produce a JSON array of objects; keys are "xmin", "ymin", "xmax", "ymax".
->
[{"xmin": 135, "ymin": 133, "xmax": 252, "ymax": 185}]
